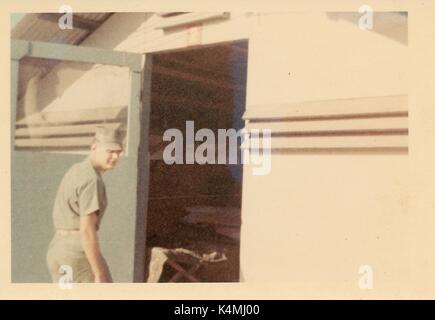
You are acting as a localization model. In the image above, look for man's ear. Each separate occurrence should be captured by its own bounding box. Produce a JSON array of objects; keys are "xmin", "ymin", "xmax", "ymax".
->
[{"xmin": 90, "ymin": 143, "xmax": 97, "ymax": 151}]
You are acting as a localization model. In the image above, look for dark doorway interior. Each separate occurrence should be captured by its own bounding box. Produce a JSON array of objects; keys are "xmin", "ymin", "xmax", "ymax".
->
[{"xmin": 143, "ymin": 40, "xmax": 248, "ymax": 282}]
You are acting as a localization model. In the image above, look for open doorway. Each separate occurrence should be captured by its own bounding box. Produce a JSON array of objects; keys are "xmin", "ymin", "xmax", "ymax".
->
[{"xmin": 142, "ymin": 40, "xmax": 248, "ymax": 282}]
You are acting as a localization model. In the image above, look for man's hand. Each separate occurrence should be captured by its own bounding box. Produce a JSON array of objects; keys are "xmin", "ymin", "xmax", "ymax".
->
[{"xmin": 95, "ymin": 259, "xmax": 113, "ymax": 283}]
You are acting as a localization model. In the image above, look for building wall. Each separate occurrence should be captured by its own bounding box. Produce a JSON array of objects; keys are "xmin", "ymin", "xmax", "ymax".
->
[
  {"xmin": 241, "ymin": 12, "xmax": 408, "ymax": 297},
  {"xmin": 246, "ymin": 12, "xmax": 406, "ymax": 105}
]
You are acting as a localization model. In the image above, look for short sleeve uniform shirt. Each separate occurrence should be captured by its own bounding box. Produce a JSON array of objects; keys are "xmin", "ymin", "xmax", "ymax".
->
[{"xmin": 52, "ymin": 156, "xmax": 107, "ymax": 230}]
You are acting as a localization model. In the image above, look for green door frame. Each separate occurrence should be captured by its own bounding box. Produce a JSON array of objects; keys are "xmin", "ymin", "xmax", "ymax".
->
[
  {"xmin": 11, "ymin": 39, "xmax": 149, "ymax": 281},
  {"xmin": 11, "ymin": 39, "xmax": 143, "ymax": 156}
]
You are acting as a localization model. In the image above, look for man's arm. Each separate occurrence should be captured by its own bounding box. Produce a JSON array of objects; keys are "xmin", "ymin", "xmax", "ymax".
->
[{"xmin": 80, "ymin": 212, "xmax": 112, "ymax": 283}]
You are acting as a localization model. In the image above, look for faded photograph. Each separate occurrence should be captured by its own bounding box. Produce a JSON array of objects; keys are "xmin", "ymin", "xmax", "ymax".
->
[{"xmin": 11, "ymin": 11, "xmax": 407, "ymax": 287}]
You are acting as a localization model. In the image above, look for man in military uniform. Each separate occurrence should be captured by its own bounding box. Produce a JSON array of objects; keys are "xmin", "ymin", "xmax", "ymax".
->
[{"xmin": 46, "ymin": 126, "xmax": 123, "ymax": 283}]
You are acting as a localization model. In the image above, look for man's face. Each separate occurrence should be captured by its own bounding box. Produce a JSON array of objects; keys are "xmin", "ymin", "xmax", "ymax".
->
[{"xmin": 92, "ymin": 144, "xmax": 122, "ymax": 171}]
